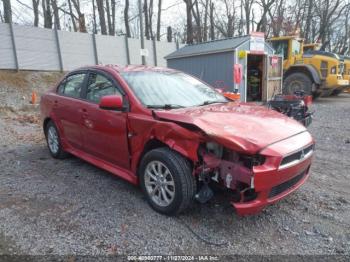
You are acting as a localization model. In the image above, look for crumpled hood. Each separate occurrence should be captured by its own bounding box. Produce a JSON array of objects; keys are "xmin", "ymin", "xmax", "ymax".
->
[{"xmin": 154, "ymin": 102, "xmax": 307, "ymax": 154}]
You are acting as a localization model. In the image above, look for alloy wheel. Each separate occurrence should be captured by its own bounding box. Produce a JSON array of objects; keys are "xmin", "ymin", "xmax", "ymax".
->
[{"xmin": 144, "ymin": 160, "xmax": 175, "ymax": 207}]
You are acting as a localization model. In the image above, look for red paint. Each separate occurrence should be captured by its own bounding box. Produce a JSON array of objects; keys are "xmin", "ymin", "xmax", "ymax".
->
[
  {"xmin": 40, "ymin": 65, "xmax": 315, "ymax": 216},
  {"xmin": 233, "ymin": 64, "xmax": 243, "ymax": 84}
]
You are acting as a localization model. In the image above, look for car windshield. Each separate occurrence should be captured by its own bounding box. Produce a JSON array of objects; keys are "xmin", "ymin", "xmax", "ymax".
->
[{"xmin": 121, "ymin": 71, "xmax": 228, "ymax": 108}]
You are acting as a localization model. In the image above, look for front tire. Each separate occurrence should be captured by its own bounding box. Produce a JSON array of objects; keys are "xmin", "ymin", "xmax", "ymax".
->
[
  {"xmin": 139, "ymin": 148, "xmax": 196, "ymax": 215},
  {"xmin": 45, "ymin": 121, "xmax": 68, "ymax": 159},
  {"xmin": 283, "ymin": 73, "xmax": 313, "ymax": 95}
]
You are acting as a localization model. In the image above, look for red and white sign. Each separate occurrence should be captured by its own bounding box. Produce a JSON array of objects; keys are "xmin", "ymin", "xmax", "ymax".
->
[
  {"xmin": 271, "ymin": 56, "xmax": 279, "ymax": 67},
  {"xmin": 250, "ymin": 32, "xmax": 265, "ymax": 52}
]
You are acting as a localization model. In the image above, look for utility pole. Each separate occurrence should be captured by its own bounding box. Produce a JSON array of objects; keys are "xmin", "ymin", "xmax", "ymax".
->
[{"xmin": 138, "ymin": 0, "xmax": 146, "ymax": 65}]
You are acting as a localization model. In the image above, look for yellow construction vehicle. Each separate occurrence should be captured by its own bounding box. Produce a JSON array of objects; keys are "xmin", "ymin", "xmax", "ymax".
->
[
  {"xmin": 340, "ymin": 55, "xmax": 350, "ymax": 93},
  {"xmin": 303, "ymin": 43, "xmax": 321, "ymax": 52},
  {"xmin": 268, "ymin": 36, "xmax": 349, "ymax": 97}
]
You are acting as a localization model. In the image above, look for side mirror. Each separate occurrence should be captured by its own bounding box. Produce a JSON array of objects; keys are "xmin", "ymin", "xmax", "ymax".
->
[{"xmin": 99, "ymin": 95, "xmax": 124, "ymax": 110}]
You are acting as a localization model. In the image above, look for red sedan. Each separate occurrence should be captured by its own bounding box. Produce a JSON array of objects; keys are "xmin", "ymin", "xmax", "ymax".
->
[{"xmin": 40, "ymin": 65, "xmax": 314, "ymax": 216}]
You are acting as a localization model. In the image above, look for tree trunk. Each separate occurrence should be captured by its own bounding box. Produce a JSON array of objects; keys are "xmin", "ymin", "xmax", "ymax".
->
[
  {"xmin": 144, "ymin": 0, "xmax": 150, "ymax": 40},
  {"xmin": 209, "ymin": 1, "xmax": 215, "ymax": 40},
  {"xmin": 2, "ymin": 0, "xmax": 11, "ymax": 23},
  {"xmin": 149, "ymin": 0, "xmax": 154, "ymax": 39},
  {"xmin": 92, "ymin": 0, "xmax": 97, "ymax": 33},
  {"xmin": 192, "ymin": 0, "xmax": 202, "ymax": 42},
  {"xmin": 42, "ymin": 0, "xmax": 53, "ymax": 29},
  {"xmin": 156, "ymin": 0, "xmax": 162, "ymax": 41},
  {"xmin": 303, "ymin": 0, "xmax": 313, "ymax": 42},
  {"xmin": 32, "ymin": 0, "xmax": 39, "ymax": 26},
  {"xmin": 96, "ymin": 0, "xmax": 107, "ymax": 35},
  {"xmin": 203, "ymin": 0, "xmax": 209, "ymax": 42},
  {"xmin": 106, "ymin": 0, "xmax": 113, "ymax": 35},
  {"xmin": 71, "ymin": 0, "xmax": 87, "ymax": 33},
  {"xmin": 167, "ymin": 26, "xmax": 172, "ymax": 42},
  {"xmin": 67, "ymin": 0, "xmax": 77, "ymax": 32},
  {"xmin": 124, "ymin": 0, "xmax": 131, "ymax": 37},
  {"xmin": 184, "ymin": 0, "xmax": 194, "ymax": 44},
  {"xmin": 111, "ymin": 0, "xmax": 116, "ymax": 35},
  {"xmin": 51, "ymin": 0, "xmax": 61, "ymax": 30}
]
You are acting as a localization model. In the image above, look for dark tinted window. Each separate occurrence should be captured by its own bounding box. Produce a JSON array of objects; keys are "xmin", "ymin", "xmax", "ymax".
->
[
  {"xmin": 58, "ymin": 73, "xmax": 86, "ymax": 98},
  {"xmin": 86, "ymin": 73, "xmax": 121, "ymax": 103},
  {"xmin": 271, "ymin": 40, "xmax": 289, "ymax": 60}
]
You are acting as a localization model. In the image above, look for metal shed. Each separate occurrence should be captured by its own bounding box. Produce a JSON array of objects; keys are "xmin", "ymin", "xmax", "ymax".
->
[{"xmin": 165, "ymin": 34, "xmax": 283, "ymax": 102}]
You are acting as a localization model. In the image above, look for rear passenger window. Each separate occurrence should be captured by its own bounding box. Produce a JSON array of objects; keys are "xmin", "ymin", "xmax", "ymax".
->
[
  {"xmin": 86, "ymin": 73, "xmax": 121, "ymax": 103},
  {"xmin": 58, "ymin": 73, "xmax": 86, "ymax": 98}
]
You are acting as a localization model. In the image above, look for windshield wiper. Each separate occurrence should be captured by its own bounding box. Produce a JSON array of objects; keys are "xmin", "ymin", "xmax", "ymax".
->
[
  {"xmin": 146, "ymin": 104, "xmax": 185, "ymax": 109},
  {"xmin": 197, "ymin": 100, "xmax": 226, "ymax": 106}
]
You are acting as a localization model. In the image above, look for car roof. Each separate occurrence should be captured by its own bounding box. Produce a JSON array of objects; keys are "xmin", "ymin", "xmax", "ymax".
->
[{"xmin": 76, "ymin": 65, "xmax": 177, "ymax": 74}]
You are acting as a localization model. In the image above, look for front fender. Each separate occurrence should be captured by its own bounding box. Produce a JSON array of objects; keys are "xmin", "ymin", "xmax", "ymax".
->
[{"xmin": 127, "ymin": 113, "xmax": 204, "ymax": 174}]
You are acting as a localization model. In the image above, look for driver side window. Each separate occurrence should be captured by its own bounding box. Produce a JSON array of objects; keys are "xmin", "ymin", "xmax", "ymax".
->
[
  {"xmin": 58, "ymin": 73, "xmax": 86, "ymax": 98},
  {"xmin": 86, "ymin": 73, "xmax": 121, "ymax": 103}
]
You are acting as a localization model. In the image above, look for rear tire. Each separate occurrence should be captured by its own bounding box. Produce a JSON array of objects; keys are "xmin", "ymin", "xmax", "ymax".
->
[
  {"xmin": 45, "ymin": 121, "xmax": 69, "ymax": 159},
  {"xmin": 139, "ymin": 148, "xmax": 196, "ymax": 215},
  {"xmin": 283, "ymin": 73, "xmax": 313, "ymax": 95}
]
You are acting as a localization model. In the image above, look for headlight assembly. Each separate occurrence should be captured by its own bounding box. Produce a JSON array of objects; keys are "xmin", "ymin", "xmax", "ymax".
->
[
  {"xmin": 239, "ymin": 154, "xmax": 266, "ymax": 168},
  {"xmin": 206, "ymin": 142, "xmax": 224, "ymax": 158}
]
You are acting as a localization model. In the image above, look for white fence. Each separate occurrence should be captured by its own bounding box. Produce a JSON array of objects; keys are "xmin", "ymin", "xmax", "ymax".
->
[{"xmin": 0, "ymin": 23, "xmax": 178, "ymax": 71}]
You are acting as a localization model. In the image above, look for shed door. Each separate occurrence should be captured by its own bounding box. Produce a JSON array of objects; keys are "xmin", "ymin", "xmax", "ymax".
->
[{"xmin": 264, "ymin": 55, "xmax": 283, "ymax": 101}]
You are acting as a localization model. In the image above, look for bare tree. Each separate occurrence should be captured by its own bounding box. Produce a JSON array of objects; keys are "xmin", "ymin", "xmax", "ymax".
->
[
  {"xmin": 183, "ymin": 0, "xmax": 194, "ymax": 44},
  {"xmin": 42, "ymin": 0, "xmax": 53, "ymax": 28},
  {"xmin": 66, "ymin": 0, "xmax": 77, "ymax": 31},
  {"xmin": 256, "ymin": 0, "xmax": 275, "ymax": 33},
  {"xmin": 315, "ymin": 0, "xmax": 344, "ymax": 50},
  {"xmin": 51, "ymin": 0, "xmax": 61, "ymax": 30},
  {"xmin": 105, "ymin": 0, "xmax": 116, "ymax": 35},
  {"xmin": 31, "ymin": 0, "xmax": 40, "ymax": 27},
  {"xmin": 144, "ymin": 0, "xmax": 150, "ymax": 39},
  {"xmin": 2, "ymin": 0, "xmax": 12, "ymax": 23},
  {"xmin": 148, "ymin": 0, "xmax": 154, "ymax": 39},
  {"xmin": 301, "ymin": 0, "xmax": 313, "ymax": 42},
  {"xmin": 243, "ymin": 0, "xmax": 254, "ymax": 34},
  {"xmin": 92, "ymin": 0, "xmax": 97, "ymax": 33},
  {"xmin": 96, "ymin": 0, "xmax": 107, "ymax": 35},
  {"xmin": 192, "ymin": 0, "xmax": 203, "ymax": 42},
  {"xmin": 209, "ymin": 0, "xmax": 215, "ymax": 40},
  {"xmin": 124, "ymin": 0, "xmax": 131, "ymax": 37},
  {"xmin": 202, "ymin": 0, "xmax": 210, "ymax": 41},
  {"xmin": 167, "ymin": 26, "xmax": 172, "ymax": 42},
  {"xmin": 215, "ymin": 0, "xmax": 235, "ymax": 38},
  {"xmin": 111, "ymin": 0, "xmax": 116, "ymax": 35},
  {"xmin": 156, "ymin": 0, "xmax": 162, "ymax": 41},
  {"xmin": 71, "ymin": 0, "xmax": 86, "ymax": 32}
]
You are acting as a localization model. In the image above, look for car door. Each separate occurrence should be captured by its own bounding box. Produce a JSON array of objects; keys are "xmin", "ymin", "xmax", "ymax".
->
[
  {"xmin": 54, "ymin": 72, "xmax": 88, "ymax": 150},
  {"xmin": 79, "ymin": 70, "xmax": 130, "ymax": 169}
]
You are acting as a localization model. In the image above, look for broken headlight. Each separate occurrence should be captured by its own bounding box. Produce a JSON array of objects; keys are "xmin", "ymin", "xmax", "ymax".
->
[
  {"xmin": 206, "ymin": 142, "xmax": 224, "ymax": 158},
  {"xmin": 239, "ymin": 154, "xmax": 266, "ymax": 168}
]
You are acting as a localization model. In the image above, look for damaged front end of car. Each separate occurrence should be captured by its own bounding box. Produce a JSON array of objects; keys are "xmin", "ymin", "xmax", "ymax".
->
[
  {"xmin": 152, "ymin": 106, "xmax": 314, "ymax": 216},
  {"xmin": 194, "ymin": 142, "xmax": 265, "ymax": 212}
]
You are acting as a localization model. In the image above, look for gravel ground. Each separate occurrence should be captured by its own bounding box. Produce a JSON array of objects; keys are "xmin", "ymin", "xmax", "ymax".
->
[{"xmin": 0, "ymin": 94, "xmax": 349, "ymax": 256}]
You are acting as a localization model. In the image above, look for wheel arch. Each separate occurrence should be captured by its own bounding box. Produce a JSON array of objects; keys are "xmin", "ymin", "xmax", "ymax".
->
[
  {"xmin": 134, "ymin": 138, "xmax": 196, "ymax": 178},
  {"xmin": 43, "ymin": 117, "xmax": 52, "ymax": 135},
  {"xmin": 284, "ymin": 65, "xmax": 321, "ymax": 85}
]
